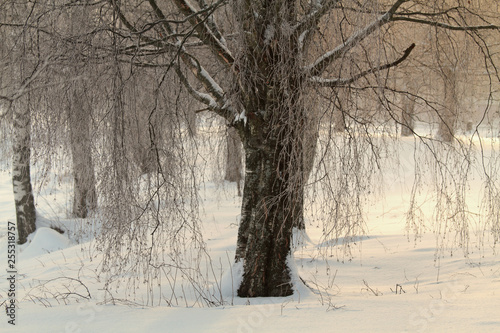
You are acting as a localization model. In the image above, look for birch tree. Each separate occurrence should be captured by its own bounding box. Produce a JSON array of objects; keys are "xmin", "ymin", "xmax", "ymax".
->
[
  {"xmin": 1, "ymin": 0, "xmax": 99, "ymax": 238},
  {"xmin": 65, "ymin": 2, "xmax": 98, "ymax": 218},
  {"xmin": 1, "ymin": 1, "xmax": 44, "ymax": 244},
  {"xmin": 100, "ymin": 0, "xmax": 499, "ymax": 297}
]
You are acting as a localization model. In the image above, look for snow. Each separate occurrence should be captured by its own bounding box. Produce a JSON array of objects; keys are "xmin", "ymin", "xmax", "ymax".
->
[
  {"xmin": 19, "ymin": 227, "xmax": 72, "ymax": 259},
  {"xmin": 186, "ymin": 56, "xmax": 225, "ymax": 99},
  {"xmin": 298, "ymin": 30, "xmax": 308, "ymax": 51},
  {"xmin": 263, "ymin": 24, "xmax": 275, "ymax": 46},
  {"xmin": 235, "ymin": 110, "xmax": 247, "ymax": 126},
  {"xmin": 1, "ymin": 136, "xmax": 500, "ymax": 332}
]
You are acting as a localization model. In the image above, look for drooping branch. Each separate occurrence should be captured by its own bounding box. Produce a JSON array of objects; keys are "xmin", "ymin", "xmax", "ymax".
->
[
  {"xmin": 108, "ymin": 0, "xmax": 139, "ymax": 35},
  {"xmin": 310, "ymin": 43, "xmax": 415, "ymax": 87},
  {"xmin": 108, "ymin": 0, "xmax": 234, "ymax": 122},
  {"xmin": 0, "ymin": 56, "xmax": 51, "ymax": 103},
  {"xmin": 306, "ymin": 0, "xmax": 409, "ymax": 77}
]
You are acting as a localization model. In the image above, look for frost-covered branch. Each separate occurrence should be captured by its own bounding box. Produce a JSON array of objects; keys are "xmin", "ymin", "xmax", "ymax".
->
[
  {"xmin": 306, "ymin": 0, "xmax": 409, "ymax": 77},
  {"xmin": 108, "ymin": 0, "xmax": 235, "ymax": 121},
  {"xmin": 195, "ymin": 0, "xmax": 226, "ymax": 43},
  {"xmin": 171, "ymin": 0, "xmax": 234, "ymax": 68},
  {"xmin": 293, "ymin": 0, "xmax": 339, "ymax": 49},
  {"xmin": 0, "ymin": 56, "xmax": 51, "ymax": 103},
  {"xmin": 175, "ymin": 53, "xmax": 235, "ymax": 122},
  {"xmin": 175, "ymin": 64, "xmax": 216, "ymax": 107}
]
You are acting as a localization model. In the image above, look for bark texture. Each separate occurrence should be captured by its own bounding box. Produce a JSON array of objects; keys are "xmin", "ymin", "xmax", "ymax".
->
[
  {"xmin": 12, "ymin": 103, "xmax": 36, "ymax": 244},
  {"xmin": 235, "ymin": 112, "xmax": 305, "ymax": 297},
  {"xmin": 233, "ymin": 0, "xmax": 307, "ymax": 297}
]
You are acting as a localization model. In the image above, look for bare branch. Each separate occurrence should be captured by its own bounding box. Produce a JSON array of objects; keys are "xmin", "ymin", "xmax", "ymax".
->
[
  {"xmin": 310, "ymin": 43, "xmax": 416, "ymax": 87},
  {"xmin": 175, "ymin": 64, "xmax": 216, "ymax": 106},
  {"xmin": 171, "ymin": 0, "xmax": 234, "ymax": 68},
  {"xmin": 108, "ymin": 0, "xmax": 234, "ymax": 121},
  {"xmin": 175, "ymin": 52, "xmax": 235, "ymax": 122},
  {"xmin": 293, "ymin": 0, "xmax": 340, "ymax": 46},
  {"xmin": 1, "ymin": 56, "xmax": 51, "ymax": 102},
  {"xmin": 395, "ymin": 6, "xmax": 465, "ymax": 18},
  {"xmin": 306, "ymin": 0, "xmax": 409, "ymax": 77},
  {"xmin": 195, "ymin": 0, "xmax": 226, "ymax": 43},
  {"xmin": 392, "ymin": 16, "xmax": 500, "ymax": 31}
]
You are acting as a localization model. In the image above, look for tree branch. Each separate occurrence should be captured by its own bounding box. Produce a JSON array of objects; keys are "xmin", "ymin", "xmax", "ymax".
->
[
  {"xmin": 293, "ymin": 0, "xmax": 340, "ymax": 48},
  {"xmin": 195, "ymin": 0, "xmax": 226, "ymax": 43},
  {"xmin": 174, "ymin": 62, "xmax": 235, "ymax": 122},
  {"xmin": 109, "ymin": 0, "xmax": 235, "ymax": 121},
  {"xmin": 171, "ymin": 0, "xmax": 234, "ymax": 68},
  {"xmin": 394, "ymin": 6, "xmax": 464, "ymax": 18},
  {"xmin": 392, "ymin": 16, "xmax": 500, "ymax": 31},
  {"xmin": 306, "ymin": 0, "xmax": 409, "ymax": 77},
  {"xmin": 310, "ymin": 43, "xmax": 415, "ymax": 87},
  {"xmin": 1, "ymin": 56, "xmax": 51, "ymax": 102}
]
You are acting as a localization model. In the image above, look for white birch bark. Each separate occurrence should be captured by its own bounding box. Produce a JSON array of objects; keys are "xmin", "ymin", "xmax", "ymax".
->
[{"xmin": 12, "ymin": 100, "xmax": 36, "ymax": 244}]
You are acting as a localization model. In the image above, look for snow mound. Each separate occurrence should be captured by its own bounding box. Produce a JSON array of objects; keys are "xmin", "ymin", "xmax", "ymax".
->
[
  {"xmin": 20, "ymin": 227, "xmax": 72, "ymax": 259},
  {"xmin": 214, "ymin": 260, "xmax": 244, "ymax": 303}
]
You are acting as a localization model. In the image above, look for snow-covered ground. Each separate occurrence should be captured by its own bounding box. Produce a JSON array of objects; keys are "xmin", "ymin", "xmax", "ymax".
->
[{"xmin": 1, "ymin": 136, "xmax": 499, "ymax": 333}]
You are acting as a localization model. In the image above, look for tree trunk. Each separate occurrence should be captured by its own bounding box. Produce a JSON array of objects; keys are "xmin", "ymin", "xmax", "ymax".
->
[
  {"xmin": 401, "ymin": 94, "xmax": 416, "ymax": 136},
  {"xmin": 439, "ymin": 67, "xmax": 457, "ymax": 142},
  {"xmin": 302, "ymin": 93, "xmax": 321, "ymax": 184},
  {"xmin": 224, "ymin": 127, "xmax": 243, "ymax": 195},
  {"xmin": 12, "ymin": 101, "xmax": 36, "ymax": 244},
  {"xmin": 65, "ymin": 3, "xmax": 97, "ymax": 218},
  {"xmin": 232, "ymin": 0, "xmax": 308, "ymax": 297},
  {"xmin": 236, "ymin": 127, "xmax": 304, "ymax": 297},
  {"xmin": 68, "ymin": 88, "xmax": 97, "ymax": 218},
  {"xmin": 186, "ymin": 108, "xmax": 197, "ymax": 137},
  {"xmin": 334, "ymin": 89, "xmax": 348, "ymax": 133},
  {"xmin": 333, "ymin": 108, "xmax": 347, "ymax": 133}
]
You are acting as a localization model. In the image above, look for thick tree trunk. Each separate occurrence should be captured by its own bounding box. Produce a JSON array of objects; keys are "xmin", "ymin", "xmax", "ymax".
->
[
  {"xmin": 66, "ymin": 6, "xmax": 97, "ymax": 218},
  {"xmin": 235, "ymin": 102, "xmax": 305, "ymax": 297},
  {"xmin": 236, "ymin": 136, "xmax": 304, "ymax": 297},
  {"xmin": 233, "ymin": 0, "xmax": 307, "ymax": 297},
  {"xmin": 68, "ymin": 89, "xmax": 97, "ymax": 218},
  {"xmin": 12, "ymin": 103, "xmax": 36, "ymax": 244}
]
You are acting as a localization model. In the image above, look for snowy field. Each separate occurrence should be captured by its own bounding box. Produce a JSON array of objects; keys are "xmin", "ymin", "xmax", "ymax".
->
[{"xmin": 1, "ymin": 135, "xmax": 500, "ymax": 333}]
